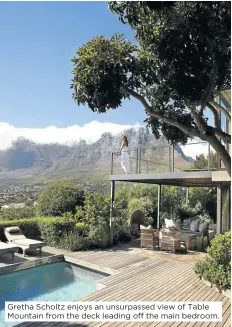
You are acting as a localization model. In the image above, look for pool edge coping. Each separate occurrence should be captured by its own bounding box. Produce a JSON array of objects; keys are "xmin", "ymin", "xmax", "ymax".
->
[
  {"xmin": 64, "ymin": 255, "xmax": 118, "ymax": 276},
  {"xmin": 0, "ymin": 255, "xmax": 64, "ymax": 276},
  {"xmin": 0, "ymin": 254, "xmax": 118, "ymax": 278}
]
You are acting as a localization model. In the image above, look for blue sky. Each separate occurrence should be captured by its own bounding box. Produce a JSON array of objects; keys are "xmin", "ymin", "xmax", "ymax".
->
[
  {"xmin": 0, "ymin": 1, "xmax": 214, "ymax": 158},
  {"xmin": 0, "ymin": 1, "xmax": 145, "ymax": 128}
]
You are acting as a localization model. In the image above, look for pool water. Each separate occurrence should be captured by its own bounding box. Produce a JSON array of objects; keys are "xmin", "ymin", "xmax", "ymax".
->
[{"xmin": 0, "ymin": 261, "xmax": 106, "ymax": 327}]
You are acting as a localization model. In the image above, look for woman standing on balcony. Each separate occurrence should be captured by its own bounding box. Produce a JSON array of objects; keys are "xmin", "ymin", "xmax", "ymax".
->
[{"xmin": 120, "ymin": 135, "xmax": 131, "ymax": 174}]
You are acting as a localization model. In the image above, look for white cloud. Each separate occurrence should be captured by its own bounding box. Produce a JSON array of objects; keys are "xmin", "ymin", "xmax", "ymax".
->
[
  {"xmin": 0, "ymin": 121, "xmax": 213, "ymax": 160},
  {"xmin": 0, "ymin": 121, "xmax": 142, "ymax": 150},
  {"xmin": 181, "ymin": 140, "xmax": 215, "ymax": 159}
]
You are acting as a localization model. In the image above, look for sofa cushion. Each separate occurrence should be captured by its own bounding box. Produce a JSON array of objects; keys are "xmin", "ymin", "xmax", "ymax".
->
[
  {"xmin": 198, "ymin": 221, "xmax": 209, "ymax": 232},
  {"xmin": 209, "ymin": 224, "xmax": 217, "ymax": 231},
  {"xmin": 174, "ymin": 219, "xmax": 181, "ymax": 230},
  {"xmin": 165, "ymin": 218, "xmax": 180, "ymax": 229},
  {"xmin": 5, "ymin": 227, "xmax": 21, "ymax": 234},
  {"xmin": 190, "ymin": 220, "xmax": 199, "ymax": 232}
]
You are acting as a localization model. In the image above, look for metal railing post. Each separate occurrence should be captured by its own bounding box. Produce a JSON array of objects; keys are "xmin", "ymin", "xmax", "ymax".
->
[
  {"xmin": 186, "ymin": 187, "xmax": 189, "ymax": 204},
  {"xmin": 172, "ymin": 145, "xmax": 175, "ymax": 172},
  {"xmin": 169, "ymin": 146, "xmax": 172, "ymax": 172},
  {"xmin": 109, "ymin": 181, "xmax": 115, "ymax": 246},
  {"xmin": 130, "ymin": 153, "xmax": 133, "ymax": 174},
  {"xmin": 138, "ymin": 149, "xmax": 141, "ymax": 174},
  {"xmin": 110, "ymin": 153, "xmax": 114, "ymax": 175},
  {"xmin": 135, "ymin": 150, "xmax": 139, "ymax": 174}
]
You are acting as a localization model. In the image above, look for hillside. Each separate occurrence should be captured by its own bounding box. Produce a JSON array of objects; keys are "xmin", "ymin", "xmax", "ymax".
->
[{"xmin": 0, "ymin": 127, "xmax": 193, "ymax": 181}]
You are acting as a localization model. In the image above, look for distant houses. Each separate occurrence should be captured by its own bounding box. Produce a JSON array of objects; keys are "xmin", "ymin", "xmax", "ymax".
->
[{"xmin": 1, "ymin": 202, "xmax": 26, "ymax": 210}]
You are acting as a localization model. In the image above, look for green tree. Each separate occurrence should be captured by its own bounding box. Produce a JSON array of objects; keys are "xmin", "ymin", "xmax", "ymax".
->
[
  {"xmin": 161, "ymin": 186, "xmax": 186, "ymax": 216},
  {"xmin": 71, "ymin": 1, "xmax": 231, "ymax": 175},
  {"xmin": 115, "ymin": 187, "xmax": 130, "ymax": 210},
  {"xmin": 129, "ymin": 184, "xmax": 157, "ymax": 200},
  {"xmin": 37, "ymin": 182, "xmax": 84, "ymax": 217},
  {"xmin": 188, "ymin": 187, "xmax": 217, "ymax": 222},
  {"xmin": 192, "ymin": 151, "xmax": 218, "ymax": 169},
  {"xmin": 189, "ymin": 151, "xmax": 217, "ymax": 221}
]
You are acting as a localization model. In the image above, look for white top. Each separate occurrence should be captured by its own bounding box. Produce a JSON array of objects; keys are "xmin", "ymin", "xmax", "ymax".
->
[{"xmin": 121, "ymin": 146, "xmax": 129, "ymax": 152}]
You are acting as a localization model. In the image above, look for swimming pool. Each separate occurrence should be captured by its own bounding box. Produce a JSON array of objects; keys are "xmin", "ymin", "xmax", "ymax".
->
[{"xmin": 0, "ymin": 260, "xmax": 106, "ymax": 327}]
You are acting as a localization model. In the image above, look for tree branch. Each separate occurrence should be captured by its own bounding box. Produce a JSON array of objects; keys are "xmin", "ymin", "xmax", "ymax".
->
[
  {"xmin": 192, "ymin": 110, "xmax": 208, "ymax": 136},
  {"xmin": 209, "ymin": 100, "xmax": 231, "ymax": 121},
  {"xmin": 125, "ymin": 87, "xmax": 200, "ymax": 138},
  {"xmin": 211, "ymin": 127, "xmax": 231, "ymax": 144},
  {"xmin": 205, "ymin": 133, "xmax": 231, "ymax": 176},
  {"xmin": 197, "ymin": 60, "xmax": 218, "ymax": 115},
  {"xmin": 193, "ymin": 106, "xmax": 231, "ymax": 143},
  {"xmin": 207, "ymin": 103, "xmax": 221, "ymax": 129}
]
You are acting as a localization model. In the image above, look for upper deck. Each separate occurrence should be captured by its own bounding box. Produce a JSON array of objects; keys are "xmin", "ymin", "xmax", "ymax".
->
[{"xmin": 109, "ymin": 141, "xmax": 228, "ymax": 187}]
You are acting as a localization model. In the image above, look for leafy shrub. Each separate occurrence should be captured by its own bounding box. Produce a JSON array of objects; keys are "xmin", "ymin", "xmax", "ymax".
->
[
  {"xmin": 113, "ymin": 227, "xmax": 132, "ymax": 244},
  {"xmin": 0, "ymin": 206, "xmax": 35, "ymax": 220},
  {"xmin": 75, "ymin": 192, "xmax": 110, "ymax": 244},
  {"xmin": 177, "ymin": 202, "xmax": 203, "ymax": 222},
  {"xmin": 207, "ymin": 230, "xmax": 231, "ymax": 265},
  {"xmin": 208, "ymin": 261, "xmax": 231, "ymax": 289},
  {"xmin": 129, "ymin": 184, "xmax": 157, "ymax": 200},
  {"xmin": 195, "ymin": 213, "xmax": 213, "ymax": 225},
  {"xmin": 38, "ymin": 217, "xmax": 78, "ymax": 247},
  {"xmin": 37, "ymin": 182, "xmax": 84, "ymax": 217},
  {"xmin": 0, "ymin": 214, "xmax": 106, "ymax": 251},
  {"xmin": 194, "ymin": 231, "xmax": 231, "ymax": 290},
  {"xmin": 58, "ymin": 232, "xmax": 93, "ymax": 251},
  {"xmin": 128, "ymin": 197, "xmax": 156, "ymax": 226},
  {"xmin": 112, "ymin": 206, "xmax": 133, "ymax": 243},
  {"xmin": 194, "ymin": 260, "xmax": 207, "ymax": 278},
  {"xmin": 115, "ymin": 187, "xmax": 130, "ymax": 210},
  {"xmin": 75, "ymin": 221, "xmax": 86, "ymax": 235}
]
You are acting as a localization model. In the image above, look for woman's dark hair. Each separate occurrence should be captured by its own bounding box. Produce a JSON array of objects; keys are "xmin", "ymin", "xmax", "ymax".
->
[{"xmin": 122, "ymin": 135, "xmax": 128, "ymax": 147}]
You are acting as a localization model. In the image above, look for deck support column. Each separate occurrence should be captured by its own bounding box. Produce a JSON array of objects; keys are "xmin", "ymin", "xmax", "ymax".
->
[
  {"xmin": 109, "ymin": 180, "xmax": 115, "ymax": 246},
  {"xmin": 217, "ymin": 183, "xmax": 230, "ymax": 234},
  {"xmin": 186, "ymin": 187, "xmax": 189, "ymax": 205},
  {"xmin": 157, "ymin": 184, "xmax": 162, "ymax": 229}
]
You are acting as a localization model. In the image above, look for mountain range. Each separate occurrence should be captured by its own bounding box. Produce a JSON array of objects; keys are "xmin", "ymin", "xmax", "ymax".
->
[{"xmin": 0, "ymin": 127, "xmax": 194, "ymax": 181}]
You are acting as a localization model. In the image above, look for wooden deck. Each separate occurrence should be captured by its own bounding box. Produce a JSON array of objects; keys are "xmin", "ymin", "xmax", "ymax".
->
[{"xmin": 14, "ymin": 247, "xmax": 230, "ymax": 327}]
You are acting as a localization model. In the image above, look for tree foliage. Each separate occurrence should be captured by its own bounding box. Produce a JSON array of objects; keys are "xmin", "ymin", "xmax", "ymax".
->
[
  {"xmin": 71, "ymin": 1, "xmax": 231, "ymax": 174},
  {"xmin": 188, "ymin": 187, "xmax": 217, "ymax": 222},
  {"xmin": 192, "ymin": 151, "xmax": 218, "ymax": 169},
  {"xmin": 37, "ymin": 182, "xmax": 84, "ymax": 217},
  {"xmin": 0, "ymin": 206, "xmax": 35, "ymax": 220}
]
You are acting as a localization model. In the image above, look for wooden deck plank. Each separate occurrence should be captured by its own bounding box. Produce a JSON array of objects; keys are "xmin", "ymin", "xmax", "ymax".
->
[
  {"xmin": 196, "ymin": 298, "xmax": 230, "ymax": 327},
  {"xmin": 136, "ymin": 283, "xmax": 216, "ymax": 327},
  {"xmin": 81, "ymin": 265, "xmax": 194, "ymax": 303},
  {"xmin": 108, "ymin": 282, "xmax": 216, "ymax": 327},
  {"xmin": 74, "ymin": 267, "xmax": 207, "ymax": 327},
  {"xmin": 82, "ymin": 262, "xmax": 185, "ymax": 300},
  {"xmin": 16, "ymin": 250, "xmax": 230, "ymax": 327},
  {"xmin": 83, "ymin": 271, "xmax": 199, "ymax": 327}
]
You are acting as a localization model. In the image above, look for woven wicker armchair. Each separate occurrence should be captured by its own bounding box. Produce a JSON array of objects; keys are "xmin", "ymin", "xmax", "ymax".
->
[
  {"xmin": 160, "ymin": 229, "xmax": 181, "ymax": 253},
  {"xmin": 140, "ymin": 229, "xmax": 159, "ymax": 250}
]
